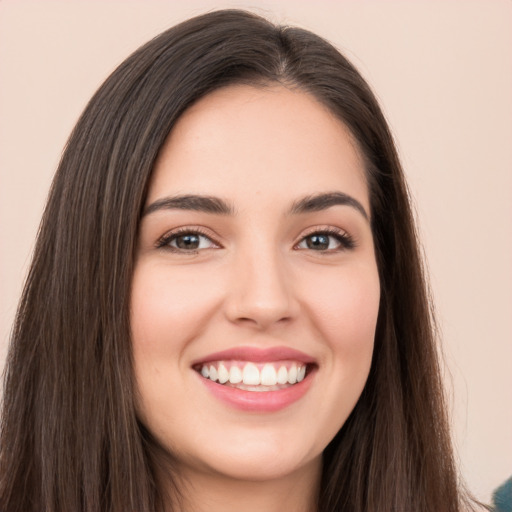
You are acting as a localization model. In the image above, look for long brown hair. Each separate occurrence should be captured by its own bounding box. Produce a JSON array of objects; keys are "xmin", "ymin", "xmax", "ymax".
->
[{"xmin": 0, "ymin": 9, "xmax": 478, "ymax": 512}]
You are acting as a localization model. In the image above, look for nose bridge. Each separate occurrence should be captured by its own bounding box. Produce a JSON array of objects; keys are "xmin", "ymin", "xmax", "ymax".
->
[{"xmin": 225, "ymin": 233, "xmax": 297, "ymax": 328}]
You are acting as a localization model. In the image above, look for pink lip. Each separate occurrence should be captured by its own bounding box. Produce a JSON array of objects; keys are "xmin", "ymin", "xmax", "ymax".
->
[
  {"xmin": 192, "ymin": 346, "xmax": 316, "ymax": 366},
  {"xmin": 192, "ymin": 346, "xmax": 317, "ymax": 412},
  {"xmin": 196, "ymin": 367, "xmax": 316, "ymax": 412}
]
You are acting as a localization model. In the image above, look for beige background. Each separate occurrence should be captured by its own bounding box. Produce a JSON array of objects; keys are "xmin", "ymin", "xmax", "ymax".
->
[{"xmin": 0, "ymin": 0, "xmax": 510, "ymax": 504}]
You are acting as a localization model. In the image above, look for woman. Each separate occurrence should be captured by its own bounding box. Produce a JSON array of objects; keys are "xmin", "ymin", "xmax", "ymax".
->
[{"xmin": 0, "ymin": 9, "xmax": 484, "ymax": 512}]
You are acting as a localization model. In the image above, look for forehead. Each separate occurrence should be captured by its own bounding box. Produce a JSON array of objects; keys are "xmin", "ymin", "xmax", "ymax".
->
[{"xmin": 148, "ymin": 84, "xmax": 369, "ymax": 212}]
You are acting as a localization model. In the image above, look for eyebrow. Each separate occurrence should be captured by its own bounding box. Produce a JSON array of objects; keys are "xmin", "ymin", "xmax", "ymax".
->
[
  {"xmin": 143, "ymin": 191, "xmax": 369, "ymax": 220},
  {"xmin": 143, "ymin": 195, "xmax": 235, "ymax": 216},
  {"xmin": 289, "ymin": 192, "xmax": 369, "ymax": 220}
]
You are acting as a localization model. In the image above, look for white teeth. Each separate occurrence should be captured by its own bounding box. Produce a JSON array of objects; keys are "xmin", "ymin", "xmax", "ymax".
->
[
  {"xmin": 229, "ymin": 365, "xmax": 243, "ymax": 384},
  {"xmin": 199, "ymin": 361, "xmax": 309, "ymax": 388},
  {"xmin": 287, "ymin": 364, "xmax": 297, "ymax": 384},
  {"xmin": 218, "ymin": 363, "xmax": 229, "ymax": 384},
  {"xmin": 242, "ymin": 362, "xmax": 260, "ymax": 385},
  {"xmin": 260, "ymin": 364, "xmax": 277, "ymax": 386},
  {"xmin": 276, "ymin": 366, "xmax": 288, "ymax": 385}
]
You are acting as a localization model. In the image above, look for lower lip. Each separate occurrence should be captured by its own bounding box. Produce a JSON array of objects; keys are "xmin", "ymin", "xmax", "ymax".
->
[{"xmin": 197, "ymin": 369, "xmax": 315, "ymax": 412}]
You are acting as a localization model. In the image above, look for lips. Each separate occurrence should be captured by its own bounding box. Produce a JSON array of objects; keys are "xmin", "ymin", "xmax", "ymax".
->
[
  {"xmin": 192, "ymin": 346, "xmax": 317, "ymax": 412},
  {"xmin": 193, "ymin": 346, "xmax": 315, "ymax": 365}
]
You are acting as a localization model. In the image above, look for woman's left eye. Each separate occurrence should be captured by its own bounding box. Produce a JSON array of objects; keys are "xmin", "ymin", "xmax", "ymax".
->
[
  {"xmin": 296, "ymin": 231, "xmax": 354, "ymax": 252},
  {"xmin": 157, "ymin": 231, "xmax": 217, "ymax": 252}
]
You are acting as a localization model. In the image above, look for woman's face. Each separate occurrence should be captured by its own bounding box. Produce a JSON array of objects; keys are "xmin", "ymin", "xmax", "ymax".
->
[{"xmin": 131, "ymin": 85, "xmax": 380, "ymax": 484}]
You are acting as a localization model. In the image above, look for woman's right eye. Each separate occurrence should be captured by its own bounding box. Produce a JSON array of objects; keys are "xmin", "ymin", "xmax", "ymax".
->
[{"xmin": 157, "ymin": 231, "xmax": 218, "ymax": 252}]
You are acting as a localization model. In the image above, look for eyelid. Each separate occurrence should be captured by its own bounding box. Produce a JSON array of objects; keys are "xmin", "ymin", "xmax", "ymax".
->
[
  {"xmin": 294, "ymin": 226, "xmax": 355, "ymax": 251},
  {"xmin": 155, "ymin": 226, "xmax": 222, "ymax": 252}
]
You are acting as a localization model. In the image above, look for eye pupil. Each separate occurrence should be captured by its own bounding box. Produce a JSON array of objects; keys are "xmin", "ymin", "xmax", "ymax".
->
[
  {"xmin": 176, "ymin": 234, "xmax": 200, "ymax": 249},
  {"xmin": 307, "ymin": 234, "xmax": 330, "ymax": 250}
]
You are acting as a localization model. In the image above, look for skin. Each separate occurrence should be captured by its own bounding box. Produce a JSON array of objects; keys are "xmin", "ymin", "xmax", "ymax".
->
[{"xmin": 131, "ymin": 84, "xmax": 381, "ymax": 512}]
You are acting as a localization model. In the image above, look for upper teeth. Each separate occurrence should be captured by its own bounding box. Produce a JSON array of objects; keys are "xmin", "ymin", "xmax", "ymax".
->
[{"xmin": 199, "ymin": 361, "xmax": 307, "ymax": 386}]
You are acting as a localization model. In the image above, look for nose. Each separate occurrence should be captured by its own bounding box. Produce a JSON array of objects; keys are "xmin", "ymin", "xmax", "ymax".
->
[{"xmin": 224, "ymin": 243, "xmax": 298, "ymax": 330}]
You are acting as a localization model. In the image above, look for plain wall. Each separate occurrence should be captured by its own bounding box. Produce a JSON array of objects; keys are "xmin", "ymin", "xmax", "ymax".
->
[{"xmin": 0, "ymin": 0, "xmax": 510, "ymax": 504}]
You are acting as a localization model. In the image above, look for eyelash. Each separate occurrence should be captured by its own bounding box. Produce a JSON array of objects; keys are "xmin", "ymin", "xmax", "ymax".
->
[
  {"xmin": 155, "ymin": 227, "xmax": 218, "ymax": 253},
  {"xmin": 155, "ymin": 227, "xmax": 355, "ymax": 254},
  {"xmin": 295, "ymin": 228, "xmax": 355, "ymax": 252}
]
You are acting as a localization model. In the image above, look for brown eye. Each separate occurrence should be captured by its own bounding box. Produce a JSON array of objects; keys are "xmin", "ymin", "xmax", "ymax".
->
[
  {"xmin": 304, "ymin": 234, "xmax": 331, "ymax": 250},
  {"xmin": 174, "ymin": 233, "xmax": 201, "ymax": 250},
  {"xmin": 158, "ymin": 231, "xmax": 218, "ymax": 252},
  {"xmin": 296, "ymin": 230, "xmax": 355, "ymax": 252}
]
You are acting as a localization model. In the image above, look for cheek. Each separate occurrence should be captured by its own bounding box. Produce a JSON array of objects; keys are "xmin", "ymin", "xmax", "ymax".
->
[
  {"xmin": 292, "ymin": 263, "xmax": 380, "ymax": 449},
  {"xmin": 130, "ymin": 262, "xmax": 219, "ymax": 354},
  {"xmin": 296, "ymin": 265, "xmax": 380, "ymax": 390},
  {"xmin": 130, "ymin": 262, "xmax": 219, "ymax": 432},
  {"xmin": 300, "ymin": 263, "xmax": 380, "ymax": 358}
]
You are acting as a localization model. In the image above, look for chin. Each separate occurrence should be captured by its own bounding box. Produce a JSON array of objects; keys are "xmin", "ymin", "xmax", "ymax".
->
[
  {"xmin": 201, "ymin": 452, "xmax": 319, "ymax": 483},
  {"xmin": 168, "ymin": 430, "xmax": 322, "ymax": 483}
]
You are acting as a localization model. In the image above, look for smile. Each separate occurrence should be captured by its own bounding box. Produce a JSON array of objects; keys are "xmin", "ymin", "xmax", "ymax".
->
[
  {"xmin": 196, "ymin": 361, "xmax": 308, "ymax": 391},
  {"xmin": 192, "ymin": 346, "xmax": 317, "ymax": 412}
]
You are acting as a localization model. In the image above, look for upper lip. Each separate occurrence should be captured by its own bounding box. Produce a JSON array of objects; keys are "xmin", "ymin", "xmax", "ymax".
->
[{"xmin": 191, "ymin": 346, "xmax": 316, "ymax": 366}]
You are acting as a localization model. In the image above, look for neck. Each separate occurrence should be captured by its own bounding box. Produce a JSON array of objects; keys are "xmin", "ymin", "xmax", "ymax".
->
[{"xmin": 166, "ymin": 456, "xmax": 322, "ymax": 512}]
